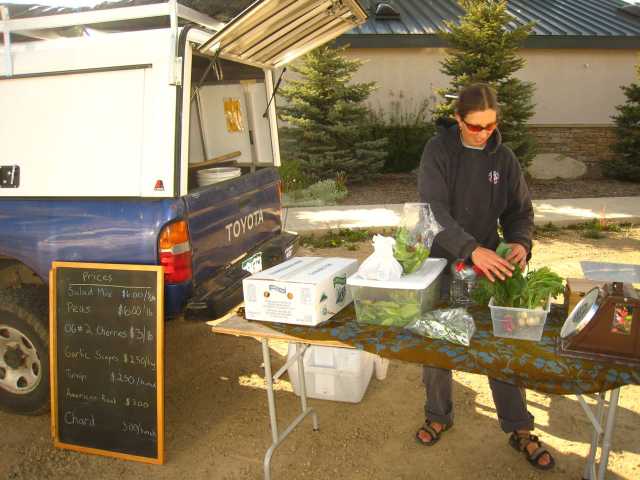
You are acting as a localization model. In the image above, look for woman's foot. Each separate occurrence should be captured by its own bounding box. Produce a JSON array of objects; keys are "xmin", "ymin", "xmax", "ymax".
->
[
  {"xmin": 415, "ymin": 419, "xmax": 452, "ymax": 446},
  {"xmin": 509, "ymin": 430, "xmax": 555, "ymax": 470}
]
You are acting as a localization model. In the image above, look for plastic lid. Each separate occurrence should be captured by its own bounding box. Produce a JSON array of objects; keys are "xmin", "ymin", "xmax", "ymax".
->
[{"xmin": 347, "ymin": 257, "xmax": 446, "ymax": 290}]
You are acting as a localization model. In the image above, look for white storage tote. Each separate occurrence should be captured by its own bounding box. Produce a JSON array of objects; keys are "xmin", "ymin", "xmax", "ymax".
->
[{"xmin": 287, "ymin": 345, "xmax": 375, "ymax": 403}]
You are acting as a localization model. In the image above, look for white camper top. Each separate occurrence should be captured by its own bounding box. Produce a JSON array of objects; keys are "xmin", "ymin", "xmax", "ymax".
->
[
  {"xmin": 0, "ymin": 0, "xmax": 367, "ymax": 73},
  {"xmin": 0, "ymin": 1, "xmax": 367, "ymax": 199}
]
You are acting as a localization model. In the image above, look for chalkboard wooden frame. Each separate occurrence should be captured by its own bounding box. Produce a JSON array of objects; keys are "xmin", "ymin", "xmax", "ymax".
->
[{"xmin": 49, "ymin": 262, "xmax": 165, "ymax": 464}]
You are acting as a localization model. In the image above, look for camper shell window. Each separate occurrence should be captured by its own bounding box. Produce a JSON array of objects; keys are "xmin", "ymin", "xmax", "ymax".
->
[{"xmin": 187, "ymin": 55, "xmax": 275, "ymax": 191}]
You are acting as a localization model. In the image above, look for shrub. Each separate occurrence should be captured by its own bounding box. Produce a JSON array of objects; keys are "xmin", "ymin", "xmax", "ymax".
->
[
  {"xmin": 278, "ymin": 159, "xmax": 309, "ymax": 192},
  {"xmin": 278, "ymin": 45, "xmax": 387, "ymax": 184},
  {"xmin": 434, "ymin": 0, "xmax": 537, "ymax": 172},
  {"xmin": 281, "ymin": 179, "xmax": 348, "ymax": 207},
  {"xmin": 603, "ymin": 64, "xmax": 640, "ymax": 182},
  {"xmin": 369, "ymin": 93, "xmax": 436, "ymax": 173}
]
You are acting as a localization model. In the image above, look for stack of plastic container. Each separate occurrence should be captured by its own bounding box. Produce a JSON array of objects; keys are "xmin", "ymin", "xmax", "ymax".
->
[{"xmin": 287, "ymin": 345, "xmax": 376, "ymax": 403}]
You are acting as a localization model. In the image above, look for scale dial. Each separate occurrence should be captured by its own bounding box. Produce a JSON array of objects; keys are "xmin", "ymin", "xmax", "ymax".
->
[{"xmin": 561, "ymin": 287, "xmax": 601, "ymax": 339}]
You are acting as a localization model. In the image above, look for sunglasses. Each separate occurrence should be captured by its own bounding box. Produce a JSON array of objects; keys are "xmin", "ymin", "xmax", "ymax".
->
[{"xmin": 462, "ymin": 119, "xmax": 497, "ymax": 133}]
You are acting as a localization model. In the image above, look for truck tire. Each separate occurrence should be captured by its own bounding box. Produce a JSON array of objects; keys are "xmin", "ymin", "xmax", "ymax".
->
[{"xmin": 0, "ymin": 286, "xmax": 49, "ymax": 415}]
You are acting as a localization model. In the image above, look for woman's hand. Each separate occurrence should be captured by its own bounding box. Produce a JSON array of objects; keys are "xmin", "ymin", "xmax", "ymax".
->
[
  {"xmin": 471, "ymin": 246, "xmax": 514, "ymax": 282},
  {"xmin": 505, "ymin": 243, "xmax": 528, "ymax": 270}
]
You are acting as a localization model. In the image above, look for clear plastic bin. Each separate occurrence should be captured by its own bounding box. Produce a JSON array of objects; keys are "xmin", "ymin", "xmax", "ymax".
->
[
  {"xmin": 489, "ymin": 297, "xmax": 550, "ymax": 341},
  {"xmin": 347, "ymin": 258, "xmax": 446, "ymax": 327},
  {"xmin": 287, "ymin": 345, "xmax": 374, "ymax": 403}
]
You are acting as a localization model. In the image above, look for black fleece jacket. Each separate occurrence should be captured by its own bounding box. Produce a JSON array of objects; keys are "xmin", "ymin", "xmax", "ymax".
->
[{"xmin": 418, "ymin": 118, "xmax": 534, "ymax": 262}]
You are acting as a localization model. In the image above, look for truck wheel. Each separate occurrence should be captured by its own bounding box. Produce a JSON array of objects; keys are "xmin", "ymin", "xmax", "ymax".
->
[{"xmin": 0, "ymin": 287, "xmax": 49, "ymax": 415}]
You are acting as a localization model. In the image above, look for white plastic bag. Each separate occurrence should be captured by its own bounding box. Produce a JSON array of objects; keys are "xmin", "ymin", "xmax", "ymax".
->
[{"xmin": 356, "ymin": 235, "xmax": 403, "ymax": 281}]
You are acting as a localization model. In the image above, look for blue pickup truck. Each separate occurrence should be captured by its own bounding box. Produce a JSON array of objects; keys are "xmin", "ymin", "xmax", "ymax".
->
[{"xmin": 0, "ymin": 0, "xmax": 367, "ymax": 414}]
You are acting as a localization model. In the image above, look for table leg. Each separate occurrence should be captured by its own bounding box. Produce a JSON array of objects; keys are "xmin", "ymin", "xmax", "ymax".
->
[
  {"xmin": 597, "ymin": 388, "xmax": 621, "ymax": 480},
  {"xmin": 260, "ymin": 339, "xmax": 319, "ymax": 480},
  {"xmin": 295, "ymin": 343, "xmax": 319, "ymax": 432},
  {"xmin": 581, "ymin": 392, "xmax": 605, "ymax": 480},
  {"xmin": 578, "ymin": 388, "xmax": 622, "ymax": 480}
]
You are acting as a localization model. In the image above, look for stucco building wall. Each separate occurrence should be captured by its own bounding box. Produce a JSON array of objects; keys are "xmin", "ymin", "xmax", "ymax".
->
[{"xmin": 343, "ymin": 47, "xmax": 637, "ymax": 176}]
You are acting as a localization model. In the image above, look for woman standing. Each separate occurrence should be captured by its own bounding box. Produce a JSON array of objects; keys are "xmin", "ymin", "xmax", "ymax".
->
[{"xmin": 416, "ymin": 83, "xmax": 554, "ymax": 470}]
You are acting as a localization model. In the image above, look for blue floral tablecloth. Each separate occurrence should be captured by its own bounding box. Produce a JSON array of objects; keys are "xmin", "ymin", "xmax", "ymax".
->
[{"xmin": 261, "ymin": 305, "xmax": 640, "ymax": 395}]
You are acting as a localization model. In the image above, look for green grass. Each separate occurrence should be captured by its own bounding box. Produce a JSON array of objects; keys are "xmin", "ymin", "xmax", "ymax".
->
[
  {"xmin": 562, "ymin": 219, "xmax": 636, "ymax": 239},
  {"xmin": 581, "ymin": 228, "xmax": 606, "ymax": 239},
  {"xmin": 301, "ymin": 229, "xmax": 371, "ymax": 250},
  {"xmin": 534, "ymin": 222, "xmax": 562, "ymax": 238},
  {"xmin": 534, "ymin": 220, "xmax": 639, "ymax": 240},
  {"xmin": 565, "ymin": 219, "xmax": 632, "ymax": 233}
]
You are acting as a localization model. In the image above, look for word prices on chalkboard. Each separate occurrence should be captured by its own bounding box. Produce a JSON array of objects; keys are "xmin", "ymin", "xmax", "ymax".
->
[{"xmin": 50, "ymin": 262, "xmax": 164, "ymax": 464}]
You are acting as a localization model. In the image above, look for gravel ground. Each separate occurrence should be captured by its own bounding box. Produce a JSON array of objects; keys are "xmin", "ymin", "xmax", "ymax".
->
[
  {"xmin": 2, "ymin": 227, "xmax": 640, "ymax": 479},
  {"xmin": 343, "ymin": 173, "xmax": 640, "ymax": 206}
]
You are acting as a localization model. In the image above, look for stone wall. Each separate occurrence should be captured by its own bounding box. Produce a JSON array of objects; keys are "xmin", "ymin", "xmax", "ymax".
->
[{"xmin": 527, "ymin": 126, "xmax": 617, "ymax": 178}]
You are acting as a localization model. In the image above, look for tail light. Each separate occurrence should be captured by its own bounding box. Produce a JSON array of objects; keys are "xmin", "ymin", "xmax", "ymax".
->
[
  {"xmin": 158, "ymin": 220, "xmax": 192, "ymax": 284},
  {"xmin": 276, "ymin": 180, "xmax": 283, "ymax": 204}
]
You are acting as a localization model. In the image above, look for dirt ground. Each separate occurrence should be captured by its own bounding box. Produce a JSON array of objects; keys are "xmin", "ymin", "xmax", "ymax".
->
[
  {"xmin": 2, "ymin": 228, "xmax": 640, "ymax": 480},
  {"xmin": 343, "ymin": 173, "xmax": 640, "ymax": 206}
]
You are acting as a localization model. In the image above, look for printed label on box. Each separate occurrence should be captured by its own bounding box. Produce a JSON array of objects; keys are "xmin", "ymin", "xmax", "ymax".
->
[{"xmin": 264, "ymin": 300, "xmax": 294, "ymax": 321}]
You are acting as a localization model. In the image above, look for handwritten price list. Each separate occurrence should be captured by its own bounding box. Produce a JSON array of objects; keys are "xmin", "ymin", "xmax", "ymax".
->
[{"xmin": 55, "ymin": 267, "xmax": 161, "ymax": 459}]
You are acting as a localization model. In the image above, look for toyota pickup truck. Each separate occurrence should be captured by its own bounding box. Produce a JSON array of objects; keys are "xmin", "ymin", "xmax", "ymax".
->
[{"xmin": 0, "ymin": 0, "xmax": 367, "ymax": 414}]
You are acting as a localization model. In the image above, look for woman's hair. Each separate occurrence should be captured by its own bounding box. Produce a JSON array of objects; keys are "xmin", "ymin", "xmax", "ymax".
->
[{"xmin": 455, "ymin": 83, "xmax": 499, "ymax": 119}]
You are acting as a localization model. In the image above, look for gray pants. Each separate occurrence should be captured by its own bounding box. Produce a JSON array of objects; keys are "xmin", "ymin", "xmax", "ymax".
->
[{"xmin": 423, "ymin": 366, "xmax": 534, "ymax": 433}]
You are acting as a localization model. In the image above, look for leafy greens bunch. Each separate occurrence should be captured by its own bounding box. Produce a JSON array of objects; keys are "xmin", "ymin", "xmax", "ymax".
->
[
  {"xmin": 393, "ymin": 227, "xmax": 430, "ymax": 274},
  {"xmin": 471, "ymin": 243, "xmax": 564, "ymax": 309}
]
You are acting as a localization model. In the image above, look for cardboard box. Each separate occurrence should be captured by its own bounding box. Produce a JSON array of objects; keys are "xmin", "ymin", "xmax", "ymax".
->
[
  {"xmin": 564, "ymin": 278, "xmax": 606, "ymax": 314},
  {"xmin": 242, "ymin": 257, "xmax": 359, "ymax": 325}
]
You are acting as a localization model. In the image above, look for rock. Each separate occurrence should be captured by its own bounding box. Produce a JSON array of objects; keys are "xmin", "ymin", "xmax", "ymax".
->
[{"xmin": 529, "ymin": 153, "xmax": 587, "ymax": 180}]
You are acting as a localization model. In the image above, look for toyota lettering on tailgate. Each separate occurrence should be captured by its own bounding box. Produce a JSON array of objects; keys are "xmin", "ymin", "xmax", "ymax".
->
[{"xmin": 225, "ymin": 209, "xmax": 264, "ymax": 243}]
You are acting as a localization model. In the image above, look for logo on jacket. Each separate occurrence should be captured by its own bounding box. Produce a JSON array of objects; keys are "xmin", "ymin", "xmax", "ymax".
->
[{"xmin": 488, "ymin": 171, "xmax": 500, "ymax": 185}]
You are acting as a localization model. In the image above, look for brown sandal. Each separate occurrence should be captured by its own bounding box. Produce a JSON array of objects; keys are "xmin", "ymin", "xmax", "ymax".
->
[
  {"xmin": 508, "ymin": 432, "xmax": 555, "ymax": 471},
  {"xmin": 415, "ymin": 419, "xmax": 453, "ymax": 446}
]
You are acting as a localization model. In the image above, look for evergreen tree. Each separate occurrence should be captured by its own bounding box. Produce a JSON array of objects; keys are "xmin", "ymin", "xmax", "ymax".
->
[
  {"xmin": 603, "ymin": 64, "xmax": 640, "ymax": 182},
  {"xmin": 277, "ymin": 45, "xmax": 387, "ymax": 184},
  {"xmin": 434, "ymin": 0, "xmax": 537, "ymax": 171}
]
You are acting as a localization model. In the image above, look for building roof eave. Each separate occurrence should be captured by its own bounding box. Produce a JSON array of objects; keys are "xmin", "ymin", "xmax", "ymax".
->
[{"xmin": 337, "ymin": 34, "xmax": 640, "ymax": 50}]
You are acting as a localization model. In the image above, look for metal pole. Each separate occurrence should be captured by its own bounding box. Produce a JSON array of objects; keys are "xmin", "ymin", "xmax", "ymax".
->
[
  {"xmin": 261, "ymin": 339, "xmax": 279, "ymax": 443},
  {"xmin": 598, "ymin": 388, "xmax": 621, "ymax": 480},
  {"xmin": 295, "ymin": 343, "xmax": 319, "ymax": 431},
  {"xmin": 581, "ymin": 392, "xmax": 605, "ymax": 480},
  {"xmin": 261, "ymin": 339, "xmax": 278, "ymax": 480},
  {"xmin": 167, "ymin": 0, "xmax": 181, "ymax": 85},
  {"xmin": 1, "ymin": 6, "xmax": 12, "ymax": 77}
]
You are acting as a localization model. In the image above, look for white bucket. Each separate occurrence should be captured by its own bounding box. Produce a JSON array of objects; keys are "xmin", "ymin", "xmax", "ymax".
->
[{"xmin": 196, "ymin": 167, "xmax": 241, "ymax": 186}]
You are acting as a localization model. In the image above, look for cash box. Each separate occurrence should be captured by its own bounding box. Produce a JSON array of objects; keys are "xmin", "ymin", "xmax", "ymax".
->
[{"xmin": 242, "ymin": 256, "xmax": 358, "ymax": 326}]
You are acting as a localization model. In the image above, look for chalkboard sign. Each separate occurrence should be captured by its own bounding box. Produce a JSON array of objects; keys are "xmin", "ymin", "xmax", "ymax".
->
[{"xmin": 50, "ymin": 262, "xmax": 164, "ymax": 464}]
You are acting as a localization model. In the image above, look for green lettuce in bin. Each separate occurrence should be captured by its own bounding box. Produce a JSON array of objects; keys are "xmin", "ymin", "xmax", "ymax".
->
[
  {"xmin": 471, "ymin": 242, "xmax": 564, "ymax": 309},
  {"xmin": 355, "ymin": 291, "xmax": 421, "ymax": 327},
  {"xmin": 393, "ymin": 228, "xmax": 430, "ymax": 274}
]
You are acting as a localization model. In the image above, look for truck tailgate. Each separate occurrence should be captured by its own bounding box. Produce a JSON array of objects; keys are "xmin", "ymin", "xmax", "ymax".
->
[{"xmin": 184, "ymin": 167, "xmax": 282, "ymax": 292}]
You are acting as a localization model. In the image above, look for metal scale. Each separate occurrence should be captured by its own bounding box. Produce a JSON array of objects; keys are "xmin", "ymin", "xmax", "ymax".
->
[
  {"xmin": 558, "ymin": 281, "xmax": 639, "ymax": 480},
  {"xmin": 559, "ymin": 282, "xmax": 640, "ymax": 365}
]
